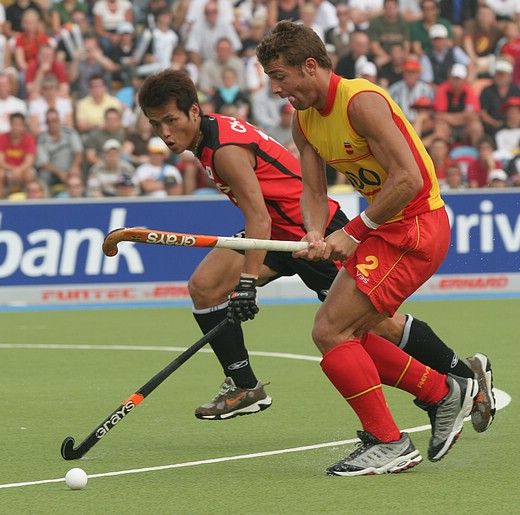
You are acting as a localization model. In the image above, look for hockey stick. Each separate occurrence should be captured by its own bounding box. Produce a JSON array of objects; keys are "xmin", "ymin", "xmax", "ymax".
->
[
  {"xmin": 61, "ymin": 319, "xmax": 229, "ymax": 460},
  {"xmin": 103, "ymin": 227, "xmax": 309, "ymax": 257}
]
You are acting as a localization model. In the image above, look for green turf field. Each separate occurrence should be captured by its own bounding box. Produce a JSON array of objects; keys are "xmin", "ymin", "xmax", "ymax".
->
[{"xmin": 1, "ymin": 299, "xmax": 518, "ymax": 514}]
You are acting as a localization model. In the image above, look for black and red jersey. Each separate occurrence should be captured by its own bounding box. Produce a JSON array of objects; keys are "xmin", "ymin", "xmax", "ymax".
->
[{"xmin": 195, "ymin": 114, "xmax": 340, "ymax": 241}]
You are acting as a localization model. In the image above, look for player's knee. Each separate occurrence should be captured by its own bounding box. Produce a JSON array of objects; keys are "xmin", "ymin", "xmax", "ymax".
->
[{"xmin": 188, "ymin": 270, "xmax": 228, "ymax": 306}]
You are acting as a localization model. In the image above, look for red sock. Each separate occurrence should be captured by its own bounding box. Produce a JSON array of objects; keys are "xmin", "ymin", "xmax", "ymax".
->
[
  {"xmin": 320, "ymin": 340, "xmax": 401, "ymax": 443},
  {"xmin": 360, "ymin": 333, "xmax": 449, "ymax": 404}
]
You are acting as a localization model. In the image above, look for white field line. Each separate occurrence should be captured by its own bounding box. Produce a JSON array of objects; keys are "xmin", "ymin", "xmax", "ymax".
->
[{"xmin": 0, "ymin": 343, "xmax": 512, "ymax": 490}]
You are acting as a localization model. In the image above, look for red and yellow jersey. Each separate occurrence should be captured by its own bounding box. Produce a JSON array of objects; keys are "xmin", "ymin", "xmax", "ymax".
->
[
  {"xmin": 196, "ymin": 114, "xmax": 340, "ymax": 241},
  {"xmin": 296, "ymin": 74, "xmax": 444, "ymax": 222}
]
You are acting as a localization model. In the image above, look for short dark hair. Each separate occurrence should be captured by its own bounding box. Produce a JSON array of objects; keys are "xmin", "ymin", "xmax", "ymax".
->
[
  {"xmin": 138, "ymin": 69, "xmax": 199, "ymax": 117},
  {"xmin": 256, "ymin": 20, "xmax": 332, "ymax": 71}
]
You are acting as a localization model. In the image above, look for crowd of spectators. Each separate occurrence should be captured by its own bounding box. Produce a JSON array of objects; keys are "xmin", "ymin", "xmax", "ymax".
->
[{"xmin": 0, "ymin": 0, "xmax": 519, "ymax": 201}]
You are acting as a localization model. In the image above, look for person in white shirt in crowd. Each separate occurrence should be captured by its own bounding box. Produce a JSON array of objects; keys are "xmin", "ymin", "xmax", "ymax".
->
[
  {"xmin": 135, "ymin": 136, "xmax": 183, "ymax": 197},
  {"xmin": 326, "ymin": 3, "xmax": 355, "ymax": 59},
  {"xmin": 0, "ymin": 73, "xmax": 27, "ymax": 134},
  {"xmin": 494, "ymin": 96, "xmax": 520, "ymax": 163},
  {"xmin": 198, "ymin": 37, "xmax": 246, "ymax": 99},
  {"xmin": 28, "ymin": 75, "xmax": 74, "ymax": 137},
  {"xmin": 179, "ymin": 0, "xmax": 235, "ymax": 39},
  {"xmin": 297, "ymin": 3, "xmax": 325, "ymax": 42},
  {"xmin": 309, "ymin": 0, "xmax": 339, "ymax": 35},
  {"xmin": 185, "ymin": 0, "xmax": 242, "ymax": 67},
  {"xmin": 348, "ymin": 0, "xmax": 383, "ymax": 30}
]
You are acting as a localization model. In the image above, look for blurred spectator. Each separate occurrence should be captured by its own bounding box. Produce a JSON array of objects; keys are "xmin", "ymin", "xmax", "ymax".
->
[
  {"xmin": 180, "ymin": 0, "xmax": 236, "ymax": 39},
  {"xmin": 68, "ymin": 36, "xmax": 117, "ymax": 100},
  {"xmin": 0, "ymin": 73, "xmax": 27, "ymax": 134},
  {"xmin": 479, "ymin": 57, "xmax": 520, "ymax": 137},
  {"xmin": 240, "ymin": 16, "xmax": 268, "ymax": 58},
  {"xmin": 92, "ymin": 0, "xmax": 133, "ymax": 54},
  {"xmin": 267, "ymin": 0, "xmax": 304, "ymax": 29},
  {"xmin": 55, "ymin": 9, "xmax": 90, "ymax": 77},
  {"xmin": 487, "ymin": 167, "xmax": 509, "ymax": 187},
  {"xmin": 56, "ymin": 173, "xmax": 86, "ymax": 199},
  {"xmin": 420, "ymin": 23, "xmax": 472, "ymax": 85},
  {"xmin": 212, "ymin": 67, "xmax": 250, "ymax": 119},
  {"xmin": 25, "ymin": 43, "xmax": 69, "ymax": 100},
  {"xmin": 433, "ymin": 63, "xmax": 484, "ymax": 146},
  {"xmin": 5, "ymin": 0, "xmax": 43, "ymax": 37},
  {"xmin": 86, "ymin": 138, "xmax": 135, "ymax": 197},
  {"xmin": 467, "ymin": 136, "xmax": 502, "ymax": 187},
  {"xmin": 175, "ymin": 150, "xmax": 216, "ymax": 195},
  {"xmin": 441, "ymin": 160, "xmax": 467, "ymax": 190},
  {"xmin": 410, "ymin": 96, "xmax": 438, "ymax": 148},
  {"xmin": 298, "ymin": 3, "xmax": 325, "ymax": 42},
  {"xmin": 399, "ymin": 0, "xmax": 423, "ymax": 23},
  {"xmin": 75, "ymin": 74, "xmax": 122, "ymax": 134},
  {"xmin": 28, "ymin": 75, "xmax": 74, "ymax": 137},
  {"xmin": 169, "ymin": 45, "xmax": 199, "ymax": 86},
  {"xmin": 389, "ymin": 59, "xmax": 435, "ymax": 121},
  {"xmin": 497, "ymin": 21, "xmax": 520, "ymax": 85},
  {"xmin": 335, "ymin": 31, "xmax": 374, "ymax": 79},
  {"xmin": 348, "ymin": 0, "xmax": 383, "ymax": 31},
  {"xmin": 135, "ymin": 137, "xmax": 183, "ymax": 197},
  {"xmin": 428, "ymin": 137, "xmax": 452, "ymax": 184},
  {"xmin": 325, "ymin": 4, "xmax": 355, "ymax": 59},
  {"xmin": 506, "ymin": 153, "xmax": 520, "ymax": 186},
  {"xmin": 36, "ymin": 107, "xmax": 83, "ymax": 196},
  {"xmin": 437, "ymin": 0, "xmax": 477, "ymax": 47},
  {"xmin": 410, "ymin": 0, "xmax": 453, "ymax": 55},
  {"xmin": 185, "ymin": 1, "xmax": 242, "ymax": 67},
  {"xmin": 484, "ymin": 0, "xmax": 520, "ymax": 28},
  {"xmin": 494, "ymin": 96, "xmax": 520, "ymax": 162},
  {"xmin": 134, "ymin": 8, "xmax": 179, "ymax": 77},
  {"xmin": 113, "ymin": 172, "xmax": 139, "ymax": 197},
  {"xmin": 377, "ymin": 42, "xmax": 406, "ymax": 89},
  {"xmin": 198, "ymin": 37, "xmax": 246, "ymax": 99},
  {"xmin": 17, "ymin": 178, "xmax": 49, "ymax": 200},
  {"xmin": 358, "ymin": 61, "xmax": 379, "ymax": 84},
  {"xmin": 366, "ymin": 0, "xmax": 410, "ymax": 67},
  {"xmin": 463, "ymin": 5, "xmax": 503, "ymax": 78},
  {"xmin": 143, "ymin": 0, "xmax": 169, "ymax": 28},
  {"xmin": 122, "ymin": 111, "xmax": 153, "ymax": 167},
  {"xmin": 84, "ymin": 107, "xmax": 126, "ymax": 167},
  {"xmin": 13, "ymin": 8, "xmax": 50, "ymax": 97},
  {"xmin": 0, "ymin": 31, "xmax": 17, "ymax": 94},
  {"xmin": 50, "ymin": 0, "xmax": 89, "ymax": 35},
  {"xmin": 267, "ymin": 103, "xmax": 294, "ymax": 147},
  {"xmin": 310, "ymin": 0, "xmax": 339, "ymax": 36},
  {"xmin": 233, "ymin": 0, "xmax": 268, "ymax": 39},
  {"xmin": 0, "ymin": 113, "xmax": 36, "ymax": 199}
]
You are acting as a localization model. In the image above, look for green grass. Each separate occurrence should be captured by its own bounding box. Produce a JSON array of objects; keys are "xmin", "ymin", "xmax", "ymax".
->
[{"xmin": 1, "ymin": 299, "xmax": 518, "ymax": 514}]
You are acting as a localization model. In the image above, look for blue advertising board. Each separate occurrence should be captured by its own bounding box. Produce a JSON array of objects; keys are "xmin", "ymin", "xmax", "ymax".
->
[{"xmin": 0, "ymin": 190, "xmax": 518, "ymax": 307}]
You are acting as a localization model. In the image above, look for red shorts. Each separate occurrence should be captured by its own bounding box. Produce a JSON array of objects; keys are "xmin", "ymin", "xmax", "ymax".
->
[{"xmin": 343, "ymin": 207, "xmax": 450, "ymax": 315}]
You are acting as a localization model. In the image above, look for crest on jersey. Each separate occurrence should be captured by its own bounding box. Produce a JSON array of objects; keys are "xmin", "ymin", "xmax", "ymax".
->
[{"xmin": 343, "ymin": 141, "xmax": 354, "ymax": 155}]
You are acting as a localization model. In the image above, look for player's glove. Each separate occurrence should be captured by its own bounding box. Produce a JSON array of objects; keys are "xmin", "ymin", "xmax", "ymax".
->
[{"xmin": 227, "ymin": 277, "xmax": 259, "ymax": 323}]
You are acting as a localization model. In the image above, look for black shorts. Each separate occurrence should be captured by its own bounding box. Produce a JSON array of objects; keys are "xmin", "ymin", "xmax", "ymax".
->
[{"xmin": 233, "ymin": 208, "xmax": 349, "ymax": 301}]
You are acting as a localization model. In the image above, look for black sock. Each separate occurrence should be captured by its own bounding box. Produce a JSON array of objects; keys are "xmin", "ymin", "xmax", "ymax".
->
[
  {"xmin": 193, "ymin": 306, "xmax": 258, "ymax": 388},
  {"xmin": 400, "ymin": 316, "xmax": 474, "ymax": 378}
]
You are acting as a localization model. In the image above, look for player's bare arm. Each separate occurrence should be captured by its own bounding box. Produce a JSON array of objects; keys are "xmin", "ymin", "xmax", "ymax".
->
[
  {"xmin": 292, "ymin": 115, "xmax": 329, "ymax": 261},
  {"xmin": 349, "ymin": 92, "xmax": 424, "ymax": 223},
  {"xmin": 213, "ymin": 144, "xmax": 270, "ymax": 278}
]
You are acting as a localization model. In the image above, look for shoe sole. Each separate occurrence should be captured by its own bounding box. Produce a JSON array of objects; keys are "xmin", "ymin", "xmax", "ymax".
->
[
  {"xmin": 467, "ymin": 353, "xmax": 496, "ymax": 433},
  {"xmin": 429, "ymin": 377, "xmax": 479, "ymax": 462},
  {"xmin": 195, "ymin": 397, "xmax": 273, "ymax": 420},
  {"xmin": 327, "ymin": 450, "xmax": 423, "ymax": 477}
]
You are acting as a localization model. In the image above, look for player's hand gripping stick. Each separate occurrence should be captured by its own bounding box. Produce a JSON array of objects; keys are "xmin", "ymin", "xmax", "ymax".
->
[{"xmin": 227, "ymin": 277, "xmax": 259, "ymax": 323}]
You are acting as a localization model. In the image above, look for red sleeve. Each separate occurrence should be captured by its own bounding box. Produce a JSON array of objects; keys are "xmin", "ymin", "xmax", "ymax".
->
[
  {"xmin": 24, "ymin": 62, "xmax": 37, "ymax": 84},
  {"xmin": 23, "ymin": 133, "xmax": 37, "ymax": 155},
  {"xmin": 52, "ymin": 61, "xmax": 68, "ymax": 83},
  {"xmin": 434, "ymin": 83, "xmax": 448, "ymax": 112}
]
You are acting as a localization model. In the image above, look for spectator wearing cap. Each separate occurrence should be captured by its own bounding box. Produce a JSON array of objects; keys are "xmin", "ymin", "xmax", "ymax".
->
[
  {"xmin": 434, "ymin": 63, "xmax": 484, "ymax": 146},
  {"xmin": 467, "ymin": 136, "xmax": 503, "ymax": 188},
  {"xmin": 366, "ymin": 0, "xmax": 410, "ymax": 68},
  {"xmin": 86, "ymin": 138, "xmax": 135, "ymax": 197},
  {"xmin": 420, "ymin": 23, "xmax": 472, "ymax": 86},
  {"xmin": 357, "ymin": 61, "xmax": 378, "ymax": 84},
  {"xmin": 488, "ymin": 168, "xmax": 509, "ymax": 187},
  {"xmin": 84, "ymin": 107, "xmax": 126, "ymax": 168},
  {"xmin": 92, "ymin": 0, "xmax": 133, "ymax": 55},
  {"xmin": 388, "ymin": 58, "xmax": 435, "ymax": 122},
  {"xmin": 135, "ymin": 137, "xmax": 183, "ymax": 197},
  {"xmin": 463, "ymin": 5, "xmax": 503, "ymax": 79},
  {"xmin": 267, "ymin": 103, "xmax": 294, "ymax": 147},
  {"xmin": 479, "ymin": 57, "xmax": 520, "ymax": 137},
  {"xmin": 410, "ymin": 0, "xmax": 453, "ymax": 55},
  {"xmin": 113, "ymin": 172, "xmax": 139, "ymax": 197},
  {"xmin": 494, "ymin": 96, "xmax": 520, "ymax": 162}
]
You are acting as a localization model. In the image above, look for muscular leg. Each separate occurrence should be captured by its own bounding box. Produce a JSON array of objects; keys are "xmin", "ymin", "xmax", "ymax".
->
[
  {"xmin": 188, "ymin": 247, "xmax": 278, "ymax": 387},
  {"xmin": 372, "ymin": 314, "xmax": 474, "ymax": 378}
]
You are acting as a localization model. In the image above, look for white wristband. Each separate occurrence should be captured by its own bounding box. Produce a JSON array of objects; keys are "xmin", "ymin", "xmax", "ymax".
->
[{"xmin": 360, "ymin": 210, "xmax": 380, "ymax": 230}]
